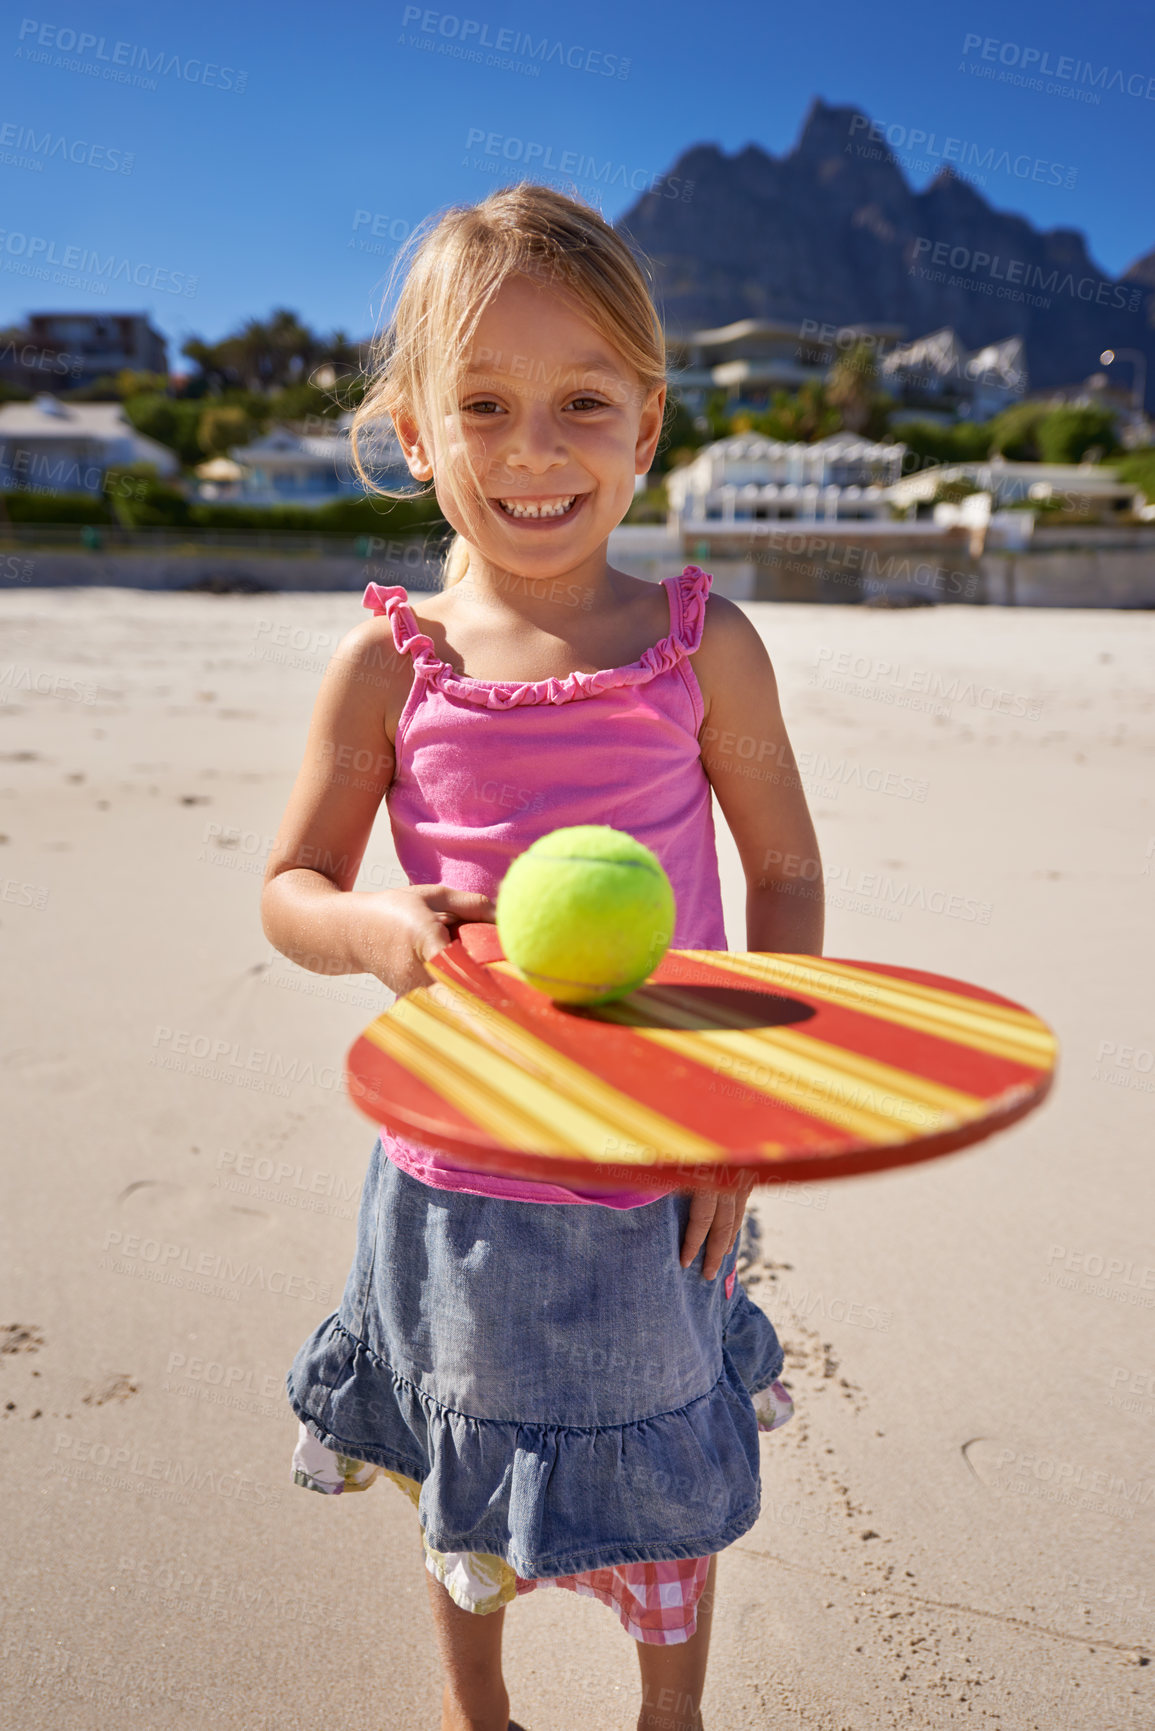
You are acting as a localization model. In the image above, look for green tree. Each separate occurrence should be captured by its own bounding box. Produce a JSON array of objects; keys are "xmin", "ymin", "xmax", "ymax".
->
[
  {"xmin": 754, "ymin": 381, "xmax": 840, "ymax": 443},
  {"xmin": 1035, "ymin": 406, "xmax": 1119, "ymax": 464},
  {"xmin": 826, "ymin": 341, "xmax": 878, "ymax": 435},
  {"xmin": 198, "ymin": 405, "xmax": 256, "ymax": 458},
  {"xmin": 988, "ymin": 402, "xmax": 1049, "ymax": 460},
  {"xmin": 117, "ymin": 369, "xmax": 170, "ymax": 399},
  {"xmin": 892, "ymin": 418, "xmax": 995, "ymax": 465},
  {"xmin": 121, "ymin": 394, "xmax": 207, "ymax": 467},
  {"xmin": 703, "ymin": 389, "xmax": 735, "ymax": 439},
  {"xmin": 1114, "ymin": 449, "xmax": 1155, "ymax": 503},
  {"xmin": 651, "ymin": 393, "xmax": 705, "ymax": 475},
  {"xmin": 182, "ymin": 309, "xmax": 361, "ymax": 396}
]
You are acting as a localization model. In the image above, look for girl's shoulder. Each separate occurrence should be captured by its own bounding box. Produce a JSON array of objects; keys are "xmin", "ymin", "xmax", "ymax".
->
[
  {"xmin": 690, "ymin": 585, "xmax": 778, "ymax": 712},
  {"xmin": 324, "ymin": 590, "xmax": 419, "ymax": 743}
]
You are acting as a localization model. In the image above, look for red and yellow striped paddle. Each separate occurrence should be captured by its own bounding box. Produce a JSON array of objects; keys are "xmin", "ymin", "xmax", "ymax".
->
[{"xmin": 346, "ymin": 924, "xmax": 1057, "ymax": 1193}]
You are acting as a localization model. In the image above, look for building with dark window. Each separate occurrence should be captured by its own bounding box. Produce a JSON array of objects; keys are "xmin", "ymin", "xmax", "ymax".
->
[{"xmin": 0, "ymin": 313, "xmax": 168, "ymax": 392}]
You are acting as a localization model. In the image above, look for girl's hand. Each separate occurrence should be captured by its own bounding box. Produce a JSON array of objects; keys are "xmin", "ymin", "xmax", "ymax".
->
[
  {"xmin": 679, "ymin": 1173, "xmax": 758, "ymax": 1280},
  {"xmin": 355, "ymin": 884, "xmax": 496, "ymax": 997}
]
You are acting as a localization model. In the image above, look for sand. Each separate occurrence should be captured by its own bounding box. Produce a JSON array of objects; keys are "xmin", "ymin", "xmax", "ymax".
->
[{"xmin": 0, "ymin": 586, "xmax": 1151, "ymax": 1730}]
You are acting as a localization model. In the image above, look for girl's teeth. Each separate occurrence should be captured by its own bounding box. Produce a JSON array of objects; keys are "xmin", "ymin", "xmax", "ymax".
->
[{"xmin": 499, "ymin": 496, "xmax": 576, "ymax": 518}]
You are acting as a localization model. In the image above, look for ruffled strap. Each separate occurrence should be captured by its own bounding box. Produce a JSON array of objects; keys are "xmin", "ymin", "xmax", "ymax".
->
[
  {"xmin": 360, "ymin": 568, "xmax": 712, "ymax": 710},
  {"xmin": 362, "ymin": 582, "xmax": 449, "ymax": 685},
  {"xmin": 667, "ymin": 565, "xmax": 711, "ymax": 656}
]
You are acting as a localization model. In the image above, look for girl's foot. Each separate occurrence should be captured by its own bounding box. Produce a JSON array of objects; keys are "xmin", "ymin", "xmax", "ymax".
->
[{"xmin": 439, "ymin": 1681, "xmax": 511, "ymax": 1731}]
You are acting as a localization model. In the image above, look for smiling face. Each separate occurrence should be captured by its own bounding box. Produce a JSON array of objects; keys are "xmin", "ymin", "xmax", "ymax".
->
[{"xmin": 394, "ymin": 273, "xmax": 665, "ymax": 579}]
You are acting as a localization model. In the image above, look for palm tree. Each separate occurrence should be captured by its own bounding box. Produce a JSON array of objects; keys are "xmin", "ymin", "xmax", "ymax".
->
[{"xmin": 827, "ymin": 341, "xmax": 879, "ymax": 434}]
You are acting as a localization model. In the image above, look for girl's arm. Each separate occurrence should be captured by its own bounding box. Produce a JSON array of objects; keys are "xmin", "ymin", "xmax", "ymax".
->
[
  {"xmin": 260, "ymin": 620, "xmax": 494, "ymax": 997},
  {"xmin": 693, "ymin": 595, "xmax": 824, "ymax": 956},
  {"xmin": 676, "ymin": 595, "xmax": 825, "ymax": 1280}
]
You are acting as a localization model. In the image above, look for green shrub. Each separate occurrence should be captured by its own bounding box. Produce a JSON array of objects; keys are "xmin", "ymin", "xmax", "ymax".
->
[
  {"xmin": 186, "ymin": 492, "xmax": 445, "ymax": 533},
  {"xmin": 987, "ymin": 402, "xmax": 1049, "ymax": 460},
  {"xmin": 121, "ymin": 394, "xmax": 208, "ymax": 467},
  {"xmin": 1035, "ymin": 406, "xmax": 1119, "ymax": 464},
  {"xmin": 198, "ymin": 404, "xmax": 258, "ymax": 458},
  {"xmin": 931, "ymin": 478, "xmax": 981, "ymax": 505},
  {"xmin": 1114, "ymin": 450, "xmax": 1155, "ymax": 503},
  {"xmin": 890, "ymin": 419, "xmax": 994, "ymax": 464},
  {"xmin": 0, "ymin": 490, "xmax": 113, "ymax": 524},
  {"xmin": 624, "ymin": 485, "xmax": 669, "ymax": 524}
]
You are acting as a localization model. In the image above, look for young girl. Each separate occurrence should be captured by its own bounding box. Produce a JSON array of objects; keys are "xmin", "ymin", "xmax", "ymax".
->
[{"xmin": 265, "ymin": 184, "xmax": 824, "ymax": 1731}]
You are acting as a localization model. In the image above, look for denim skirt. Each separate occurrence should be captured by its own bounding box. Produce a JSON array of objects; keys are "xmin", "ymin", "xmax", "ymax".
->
[{"xmin": 286, "ymin": 1138, "xmax": 785, "ymax": 1579}]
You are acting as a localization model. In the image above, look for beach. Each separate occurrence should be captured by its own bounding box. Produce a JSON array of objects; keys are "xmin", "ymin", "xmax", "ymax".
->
[{"xmin": 0, "ymin": 586, "xmax": 1151, "ymax": 1730}]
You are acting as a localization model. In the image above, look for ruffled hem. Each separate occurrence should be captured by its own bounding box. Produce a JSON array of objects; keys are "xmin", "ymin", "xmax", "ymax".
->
[
  {"xmin": 286, "ymin": 1313, "xmax": 777, "ymax": 1577},
  {"xmin": 361, "ymin": 567, "xmax": 711, "ymax": 709},
  {"xmin": 289, "ymin": 1377, "xmax": 794, "ymax": 1644},
  {"xmin": 290, "ymin": 1379, "xmax": 794, "ymax": 1498}
]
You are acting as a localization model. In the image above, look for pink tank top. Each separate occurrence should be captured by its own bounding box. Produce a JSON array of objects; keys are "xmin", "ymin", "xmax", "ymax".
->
[{"xmin": 363, "ymin": 566, "xmax": 728, "ymax": 1207}]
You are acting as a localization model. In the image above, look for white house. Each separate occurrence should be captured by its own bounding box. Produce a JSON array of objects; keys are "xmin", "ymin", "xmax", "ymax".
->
[
  {"xmin": 888, "ymin": 456, "xmax": 1141, "ymax": 519},
  {"xmin": 225, "ymin": 412, "xmax": 408, "ymax": 505},
  {"xmin": 0, "ymin": 394, "xmax": 178, "ymax": 493},
  {"xmin": 666, "ymin": 434, "xmax": 907, "ymax": 528},
  {"xmin": 880, "ymin": 329, "xmax": 1027, "ymax": 422},
  {"xmin": 666, "ymin": 319, "xmax": 903, "ymax": 411}
]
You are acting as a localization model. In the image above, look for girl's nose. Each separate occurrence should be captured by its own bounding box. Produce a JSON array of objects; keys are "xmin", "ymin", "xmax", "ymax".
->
[{"xmin": 498, "ymin": 405, "xmax": 569, "ymax": 473}]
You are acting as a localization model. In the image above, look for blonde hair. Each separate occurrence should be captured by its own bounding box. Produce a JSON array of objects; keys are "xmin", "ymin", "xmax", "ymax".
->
[{"xmin": 350, "ymin": 183, "xmax": 667, "ymax": 587}]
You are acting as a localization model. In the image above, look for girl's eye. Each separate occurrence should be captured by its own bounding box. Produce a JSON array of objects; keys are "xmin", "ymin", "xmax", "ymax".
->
[{"xmin": 460, "ymin": 394, "xmax": 609, "ymax": 415}]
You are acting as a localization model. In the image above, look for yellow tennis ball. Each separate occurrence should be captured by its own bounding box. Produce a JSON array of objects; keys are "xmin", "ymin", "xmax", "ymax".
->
[{"xmin": 496, "ymin": 825, "xmax": 676, "ymax": 1005}]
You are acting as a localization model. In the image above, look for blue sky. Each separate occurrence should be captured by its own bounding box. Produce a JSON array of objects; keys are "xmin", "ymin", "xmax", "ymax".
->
[{"xmin": 1, "ymin": 0, "xmax": 1152, "ymax": 362}]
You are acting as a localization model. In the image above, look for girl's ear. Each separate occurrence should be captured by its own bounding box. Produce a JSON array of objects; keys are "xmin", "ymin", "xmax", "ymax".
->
[
  {"xmin": 392, "ymin": 407, "xmax": 434, "ymax": 481},
  {"xmin": 635, "ymin": 384, "xmax": 667, "ymax": 475}
]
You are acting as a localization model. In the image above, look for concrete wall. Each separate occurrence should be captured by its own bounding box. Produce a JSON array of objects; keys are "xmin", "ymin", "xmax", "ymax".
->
[
  {"xmin": 1, "ymin": 549, "xmax": 443, "ymax": 592},
  {"xmin": 743, "ymin": 532, "xmax": 983, "ymax": 605},
  {"xmin": 979, "ymin": 548, "xmax": 1155, "ymax": 608},
  {"xmin": 741, "ymin": 539, "xmax": 1155, "ymax": 608},
  {"xmin": 6, "ymin": 537, "xmax": 1155, "ymax": 608}
]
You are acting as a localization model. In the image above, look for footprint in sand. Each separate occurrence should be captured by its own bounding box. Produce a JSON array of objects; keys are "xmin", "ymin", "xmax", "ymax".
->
[{"xmin": 114, "ymin": 1177, "xmax": 272, "ymax": 1234}]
